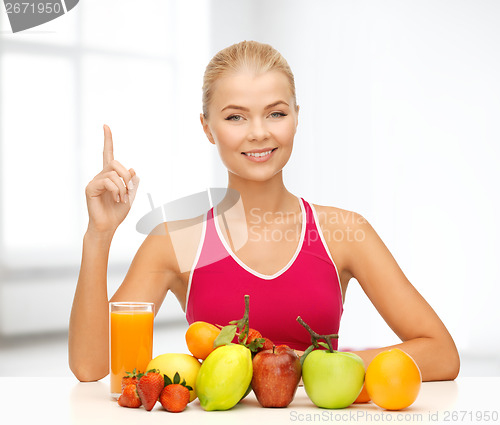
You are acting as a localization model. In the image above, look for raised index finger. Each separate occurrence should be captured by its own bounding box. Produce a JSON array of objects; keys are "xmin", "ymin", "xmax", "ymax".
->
[{"xmin": 103, "ymin": 124, "xmax": 114, "ymax": 167}]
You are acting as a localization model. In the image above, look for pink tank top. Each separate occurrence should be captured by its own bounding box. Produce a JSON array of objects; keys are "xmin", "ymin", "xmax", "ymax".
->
[{"xmin": 185, "ymin": 197, "xmax": 343, "ymax": 351}]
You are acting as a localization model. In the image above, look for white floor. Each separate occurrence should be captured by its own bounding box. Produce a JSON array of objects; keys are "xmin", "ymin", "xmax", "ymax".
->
[{"xmin": 0, "ymin": 322, "xmax": 499, "ymax": 378}]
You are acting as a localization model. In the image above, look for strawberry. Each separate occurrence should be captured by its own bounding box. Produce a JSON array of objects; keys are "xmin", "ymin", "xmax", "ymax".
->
[
  {"xmin": 121, "ymin": 369, "xmax": 141, "ymax": 391},
  {"xmin": 160, "ymin": 372, "xmax": 193, "ymax": 413},
  {"xmin": 246, "ymin": 328, "xmax": 262, "ymax": 344},
  {"xmin": 121, "ymin": 376, "xmax": 137, "ymax": 391},
  {"xmin": 136, "ymin": 369, "xmax": 164, "ymax": 411},
  {"xmin": 243, "ymin": 328, "xmax": 267, "ymax": 352},
  {"xmin": 118, "ymin": 384, "xmax": 142, "ymax": 408},
  {"xmin": 259, "ymin": 337, "xmax": 274, "ymax": 352},
  {"xmin": 160, "ymin": 384, "xmax": 190, "ymax": 413}
]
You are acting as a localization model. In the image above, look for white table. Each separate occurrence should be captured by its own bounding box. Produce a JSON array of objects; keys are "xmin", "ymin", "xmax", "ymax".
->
[{"xmin": 0, "ymin": 376, "xmax": 498, "ymax": 424}]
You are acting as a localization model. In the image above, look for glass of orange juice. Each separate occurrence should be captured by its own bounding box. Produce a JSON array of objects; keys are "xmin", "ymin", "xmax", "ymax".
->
[{"xmin": 109, "ymin": 302, "xmax": 154, "ymax": 399}]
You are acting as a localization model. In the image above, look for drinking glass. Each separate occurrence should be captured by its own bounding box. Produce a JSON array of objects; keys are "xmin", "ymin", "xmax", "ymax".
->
[{"xmin": 109, "ymin": 302, "xmax": 154, "ymax": 399}]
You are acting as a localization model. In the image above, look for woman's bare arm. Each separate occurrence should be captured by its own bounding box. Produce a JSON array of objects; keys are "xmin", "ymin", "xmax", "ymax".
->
[
  {"xmin": 321, "ymin": 208, "xmax": 460, "ymax": 381},
  {"xmin": 68, "ymin": 125, "xmax": 181, "ymax": 382},
  {"xmin": 68, "ymin": 230, "xmax": 114, "ymax": 382},
  {"xmin": 69, "ymin": 223, "xmax": 180, "ymax": 382},
  {"xmin": 347, "ymin": 213, "xmax": 459, "ymax": 381}
]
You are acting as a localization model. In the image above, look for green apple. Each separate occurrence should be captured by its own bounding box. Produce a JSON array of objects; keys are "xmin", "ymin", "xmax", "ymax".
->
[{"xmin": 302, "ymin": 350, "xmax": 365, "ymax": 409}]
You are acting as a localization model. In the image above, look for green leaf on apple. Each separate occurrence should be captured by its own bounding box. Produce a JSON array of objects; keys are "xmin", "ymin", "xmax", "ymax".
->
[{"xmin": 318, "ymin": 342, "xmax": 332, "ymax": 350}]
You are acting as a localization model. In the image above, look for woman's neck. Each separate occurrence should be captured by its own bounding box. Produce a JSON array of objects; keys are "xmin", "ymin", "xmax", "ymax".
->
[{"xmin": 221, "ymin": 170, "xmax": 298, "ymax": 216}]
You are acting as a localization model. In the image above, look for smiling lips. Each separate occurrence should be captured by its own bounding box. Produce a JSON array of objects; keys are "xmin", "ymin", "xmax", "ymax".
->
[{"xmin": 242, "ymin": 147, "xmax": 277, "ymax": 162}]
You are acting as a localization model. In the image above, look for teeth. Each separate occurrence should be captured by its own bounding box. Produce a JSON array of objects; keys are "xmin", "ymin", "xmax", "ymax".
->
[{"xmin": 244, "ymin": 149, "xmax": 273, "ymax": 157}]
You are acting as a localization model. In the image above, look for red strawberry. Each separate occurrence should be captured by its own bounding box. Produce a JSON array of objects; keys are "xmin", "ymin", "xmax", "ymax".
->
[
  {"xmin": 243, "ymin": 328, "xmax": 269, "ymax": 353},
  {"xmin": 136, "ymin": 369, "xmax": 164, "ymax": 411},
  {"xmin": 121, "ymin": 369, "xmax": 141, "ymax": 391},
  {"xmin": 121, "ymin": 376, "xmax": 137, "ymax": 391},
  {"xmin": 118, "ymin": 384, "xmax": 142, "ymax": 408},
  {"xmin": 259, "ymin": 337, "xmax": 274, "ymax": 352},
  {"xmin": 160, "ymin": 384, "xmax": 190, "ymax": 413},
  {"xmin": 247, "ymin": 328, "xmax": 262, "ymax": 344}
]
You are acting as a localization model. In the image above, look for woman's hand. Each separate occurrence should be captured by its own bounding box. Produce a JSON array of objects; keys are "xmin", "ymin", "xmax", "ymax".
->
[{"xmin": 85, "ymin": 124, "xmax": 140, "ymax": 235}]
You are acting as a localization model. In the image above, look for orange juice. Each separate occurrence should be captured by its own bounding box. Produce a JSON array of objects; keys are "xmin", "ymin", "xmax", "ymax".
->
[{"xmin": 110, "ymin": 308, "xmax": 154, "ymax": 396}]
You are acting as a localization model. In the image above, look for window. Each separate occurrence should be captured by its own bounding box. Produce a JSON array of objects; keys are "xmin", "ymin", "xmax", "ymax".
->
[{"xmin": 0, "ymin": 0, "xmax": 211, "ymax": 334}]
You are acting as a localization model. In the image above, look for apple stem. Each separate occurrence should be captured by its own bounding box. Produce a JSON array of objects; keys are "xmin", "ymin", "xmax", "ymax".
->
[{"xmin": 296, "ymin": 316, "xmax": 338, "ymax": 353}]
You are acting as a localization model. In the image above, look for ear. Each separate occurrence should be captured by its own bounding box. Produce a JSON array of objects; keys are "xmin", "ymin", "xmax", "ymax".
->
[
  {"xmin": 200, "ymin": 113, "xmax": 216, "ymax": 145},
  {"xmin": 295, "ymin": 104, "xmax": 300, "ymax": 128}
]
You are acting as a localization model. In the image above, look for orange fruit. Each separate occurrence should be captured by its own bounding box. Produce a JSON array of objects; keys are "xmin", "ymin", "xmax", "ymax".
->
[
  {"xmin": 185, "ymin": 321, "xmax": 220, "ymax": 360},
  {"xmin": 353, "ymin": 382, "xmax": 371, "ymax": 403},
  {"xmin": 365, "ymin": 348, "xmax": 422, "ymax": 410}
]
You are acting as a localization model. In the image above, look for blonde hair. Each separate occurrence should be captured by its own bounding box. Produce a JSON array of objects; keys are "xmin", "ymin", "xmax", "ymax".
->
[{"xmin": 202, "ymin": 40, "xmax": 297, "ymax": 118}]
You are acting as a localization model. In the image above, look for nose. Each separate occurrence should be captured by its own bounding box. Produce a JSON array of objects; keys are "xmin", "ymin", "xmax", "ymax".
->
[{"xmin": 247, "ymin": 118, "xmax": 270, "ymax": 142}]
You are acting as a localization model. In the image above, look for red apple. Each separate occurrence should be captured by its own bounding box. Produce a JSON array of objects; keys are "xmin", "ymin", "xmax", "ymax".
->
[{"xmin": 251, "ymin": 345, "xmax": 301, "ymax": 407}]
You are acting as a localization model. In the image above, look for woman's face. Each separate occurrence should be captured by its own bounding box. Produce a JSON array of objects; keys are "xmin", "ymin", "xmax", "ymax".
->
[{"xmin": 201, "ymin": 70, "xmax": 299, "ymax": 182}]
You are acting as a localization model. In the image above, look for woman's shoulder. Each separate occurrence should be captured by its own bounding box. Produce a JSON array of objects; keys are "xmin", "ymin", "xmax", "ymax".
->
[
  {"xmin": 309, "ymin": 202, "xmax": 368, "ymax": 233},
  {"xmin": 152, "ymin": 213, "xmax": 205, "ymax": 235},
  {"xmin": 308, "ymin": 202, "xmax": 372, "ymax": 278},
  {"xmin": 146, "ymin": 213, "xmax": 206, "ymax": 275}
]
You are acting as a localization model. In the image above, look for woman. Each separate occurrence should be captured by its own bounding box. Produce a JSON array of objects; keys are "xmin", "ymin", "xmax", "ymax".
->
[{"xmin": 69, "ymin": 41, "xmax": 460, "ymax": 383}]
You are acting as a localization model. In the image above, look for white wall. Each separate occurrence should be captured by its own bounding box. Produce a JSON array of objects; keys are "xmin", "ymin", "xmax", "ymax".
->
[
  {"xmin": 1, "ymin": 0, "xmax": 498, "ymax": 372},
  {"xmin": 0, "ymin": 0, "xmax": 210, "ymax": 335},
  {"xmin": 208, "ymin": 0, "xmax": 500, "ymax": 356}
]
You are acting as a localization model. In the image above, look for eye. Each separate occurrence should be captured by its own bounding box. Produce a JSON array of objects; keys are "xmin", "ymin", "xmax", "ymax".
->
[
  {"xmin": 225, "ymin": 115, "xmax": 243, "ymax": 121},
  {"xmin": 269, "ymin": 112, "xmax": 287, "ymax": 118}
]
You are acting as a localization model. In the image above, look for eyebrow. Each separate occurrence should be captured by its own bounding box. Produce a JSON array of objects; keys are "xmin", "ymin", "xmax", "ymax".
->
[{"xmin": 220, "ymin": 100, "xmax": 289, "ymax": 113}]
